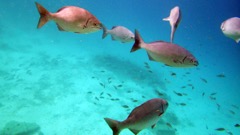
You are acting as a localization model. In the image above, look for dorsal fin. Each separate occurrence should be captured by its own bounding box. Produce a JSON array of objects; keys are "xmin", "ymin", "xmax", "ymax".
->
[
  {"xmin": 57, "ymin": 6, "xmax": 69, "ymax": 12},
  {"xmin": 112, "ymin": 26, "xmax": 118, "ymax": 29}
]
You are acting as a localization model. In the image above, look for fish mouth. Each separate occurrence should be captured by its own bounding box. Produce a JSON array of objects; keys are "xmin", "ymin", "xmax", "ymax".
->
[
  {"xmin": 194, "ymin": 61, "xmax": 199, "ymax": 66},
  {"xmin": 220, "ymin": 22, "xmax": 225, "ymax": 31}
]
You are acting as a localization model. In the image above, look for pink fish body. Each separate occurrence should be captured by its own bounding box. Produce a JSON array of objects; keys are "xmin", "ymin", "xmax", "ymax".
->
[
  {"xmin": 221, "ymin": 17, "xmax": 240, "ymax": 43},
  {"xmin": 131, "ymin": 30, "xmax": 198, "ymax": 67},
  {"xmin": 104, "ymin": 98, "xmax": 168, "ymax": 135},
  {"xmin": 163, "ymin": 6, "xmax": 182, "ymax": 43},
  {"xmin": 35, "ymin": 2, "xmax": 102, "ymax": 34}
]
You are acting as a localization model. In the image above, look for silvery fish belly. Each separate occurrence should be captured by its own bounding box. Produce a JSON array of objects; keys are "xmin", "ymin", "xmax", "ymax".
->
[
  {"xmin": 35, "ymin": 2, "xmax": 102, "ymax": 34},
  {"xmin": 221, "ymin": 17, "xmax": 240, "ymax": 43}
]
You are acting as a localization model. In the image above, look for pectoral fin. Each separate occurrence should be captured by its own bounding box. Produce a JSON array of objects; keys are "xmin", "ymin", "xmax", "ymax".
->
[
  {"xmin": 56, "ymin": 24, "xmax": 65, "ymax": 31},
  {"xmin": 151, "ymin": 124, "xmax": 156, "ymax": 129},
  {"xmin": 156, "ymin": 110, "xmax": 163, "ymax": 116},
  {"xmin": 129, "ymin": 129, "xmax": 141, "ymax": 135},
  {"xmin": 163, "ymin": 17, "xmax": 170, "ymax": 21}
]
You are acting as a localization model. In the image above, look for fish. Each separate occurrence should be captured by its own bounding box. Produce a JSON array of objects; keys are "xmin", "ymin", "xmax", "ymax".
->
[
  {"xmin": 216, "ymin": 74, "xmax": 226, "ymax": 78},
  {"xmin": 200, "ymin": 78, "xmax": 208, "ymax": 83},
  {"xmin": 130, "ymin": 30, "xmax": 198, "ymax": 67},
  {"xmin": 171, "ymin": 72, "xmax": 176, "ymax": 76},
  {"xmin": 122, "ymin": 105, "xmax": 129, "ymax": 108},
  {"xmin": 163, "ymin": 6, "xmax": 182, "ymax": 43},
  {"xmin": 102, "ymin": 25, "xmax": 134, "ymax": 43},
  {"xmin": 166, "ymin": 123, "xmax": 172, "ymax": 128},
  {"xmin": 104, "ymin": 98, "xmax": 168, "ymax": 135},
  {"xmin": 173, "ymin": 91, "xmax": 183, "ymax": 96},
  {"xmin": 215, "ymin": 128, "xmax": 225, "ymax": 131},
  {"xmin": 221, "ymin": 17, "xmax": 240, "ymax": 43},
  {"xmin": 229, "ymin": 110, "xmax": 235, "ymax": 115},
  {"xmin": 231, "ymin": 104, "xmax": 239, "ymax": 109},
  {"xmin": 35, "ymin": 2, "xmax": 102, "ymax": 34},
  {"xmin": 235, "ymin": 124, "xmax": 240, "ymax": 127},
  {"xmin": 178, "ymin": 103, "xmax": 186, "ymax": 106},
  {"xmin": 210, "ymin": 93, "xmax": 217, "ymax": 96}
]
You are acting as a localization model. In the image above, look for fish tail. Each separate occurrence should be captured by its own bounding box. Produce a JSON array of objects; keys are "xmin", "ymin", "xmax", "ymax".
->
[
  {"xmin": 130, "ymin": 30, "xmax": 144, "ymax": 52},
  {"xmin": 102, "ymin": 24, "xmax": 108, "ymax": 39},
  {"xmin": 35, "ymin": 2, "xmax": 51, "ymax": 29},
  {"xmin": 104, "ymin": 118, "xmax": 121, "ymax": 135}
]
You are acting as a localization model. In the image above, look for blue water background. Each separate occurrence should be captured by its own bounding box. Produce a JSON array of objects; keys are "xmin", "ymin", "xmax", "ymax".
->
[{"xmin": 0, "ymin": 0, "xmax": 240, "ymax": 135}]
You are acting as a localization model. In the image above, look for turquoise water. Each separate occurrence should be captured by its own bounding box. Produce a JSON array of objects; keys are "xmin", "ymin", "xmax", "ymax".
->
[{"xmin": 0, "ymin": 0, "xmax": 240, "ymax": 135}]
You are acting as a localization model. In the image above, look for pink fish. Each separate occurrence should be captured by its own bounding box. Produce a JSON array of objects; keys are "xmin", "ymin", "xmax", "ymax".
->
[
  {"xmin": 131, "ymin": 30, "xmax": 198, "ymax": 67},
  {"xmin": 35, "ymin": 2, "xmax": 102, "ymax": 34},
  {"xmin": 163, "ymin": 6, "xmax": 182, "ymax": 43},
  {"xmin": 104, "ymin": 98, "xmax": 168, "ymax": 135},
  {"xmin": 221, "ymin": 17, "xmax": 240, "ymax": 43}
]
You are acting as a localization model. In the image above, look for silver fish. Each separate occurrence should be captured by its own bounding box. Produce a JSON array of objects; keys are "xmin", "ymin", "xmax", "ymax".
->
[
  {"xmin": 102, "ymin": 25, "xmax": 134, "ymax": 43},
  {"xmin": 163, "ymin": 6, "xmax": 182, "ymax": 43},
  {"xmin": 130, "ymin": 30, "xmax": 198, "ymax": 67},
  {"xmin": 35, "ymin": 2, "xmax": 102, "ymax": 34},
  {"xmin": 221, "ymin": 17, "xmax": 240, "ymax": 43},
  {"xmin": 104, "ymin": 98, "xmax": 168, "ymax": 135}
]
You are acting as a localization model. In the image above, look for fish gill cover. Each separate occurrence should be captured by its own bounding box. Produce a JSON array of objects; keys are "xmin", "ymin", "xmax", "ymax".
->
[{"xmin": 0, "ymin": 0, "xmax": 240, "ymax": 135}]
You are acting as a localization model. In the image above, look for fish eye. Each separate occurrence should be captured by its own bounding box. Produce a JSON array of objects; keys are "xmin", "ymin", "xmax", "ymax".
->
[{"xmin": 93, "ymin": 23, "xmax": 97, "ymax": 26}]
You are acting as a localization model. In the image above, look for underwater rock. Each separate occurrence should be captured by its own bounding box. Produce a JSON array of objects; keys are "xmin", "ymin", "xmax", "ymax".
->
[{"xmin": 0, "ymin": 121, "xmax": 42, "ymax": 135}]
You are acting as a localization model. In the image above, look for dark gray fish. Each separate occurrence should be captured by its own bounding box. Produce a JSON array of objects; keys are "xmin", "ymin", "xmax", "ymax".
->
[
  {"xmin": 216, "ymin": 74, "xmax": 226, "ymax": 78},
  {"xmin": 104, "ymin": 98, "xmax": 168, "ymax": 135},
  {"xmin": 102, "ymin": 25, "xmax": 134, "ymax": 43},
  {"xmin": 201, "ymin": 78, "xmax": 208, "ymax": 83},
  {"xmin": 163, "ymin": 6, "xmax": 182, "ymax": 43},
  {"xmin": 210, "ymin": 93, "xmax": 217, "ymax": 96},
  {"xmin": 130, "ymin": 30, "xmax": 198, "ymax": 67},
  {"xmin": 235, "ymin": 124, "xmax": 240, "ymax": 127},
  {"xmin": 173, "ymin": 91, "xmax": 183, "ymax": 96},
  {"xmin": 215, "ymin": 128, "xmax": 225, "ymax": 131},
  {"xmin": 231, "ymin": 104, "xmax": 239, "ymax": 109}
]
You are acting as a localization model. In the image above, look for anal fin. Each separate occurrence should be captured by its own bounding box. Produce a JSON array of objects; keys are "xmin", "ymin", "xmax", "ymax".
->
[
  {"xmin": 56, "ymin": 24, "xmax": 65, "ymax": 31},
  {"xmin": 129, "ymin": 129, "xmax": 141, "ymax": 135},
  {"xmin": 147, "ymin": 52, "xmax": 155, "ymax": 61}
]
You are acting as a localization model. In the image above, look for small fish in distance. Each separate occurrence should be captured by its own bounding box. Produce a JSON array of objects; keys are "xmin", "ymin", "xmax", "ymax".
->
[
  {"xmin": 35, "ymin": 2, "xmax": 102, "ymax": 34},
  {"xmin": 104, "ymin": 98, "xmax": 168, "ymax": 135},
  {"xmin": 102, "ymin": 25, "xmax": 134, "ymax": 43},
  {"xmin": 221, "ymin": 17, "xmax": 240, "ymax": 43},
  {"xmin": 163, "ymin": 6, "xmax": 182, "ymax": 43},
  {"xmin": 130, "ymin": 30, "xmax": 198, "ymax": 67}
]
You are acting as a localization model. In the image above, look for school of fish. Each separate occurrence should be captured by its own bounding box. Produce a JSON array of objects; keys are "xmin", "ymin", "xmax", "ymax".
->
[{"xmin": 34, "ymin": 2, "xmax": 239, "ymax": 135}]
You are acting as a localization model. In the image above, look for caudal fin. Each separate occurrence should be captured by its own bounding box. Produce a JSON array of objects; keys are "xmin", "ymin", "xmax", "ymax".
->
[
  {"xmin": 130, "ymin": 30, "xmax": 144, "ymax": 52},
  {"xmin": 104, "ymin": 118, "xmax": 121, "ymax": 135},
  {"xmin": 102, "ymin": 24, "xmax": 108, "ymax": 39},
  {"xmin": 35, "ymin": 2, "xmax": 50, "ymax": 29}
]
